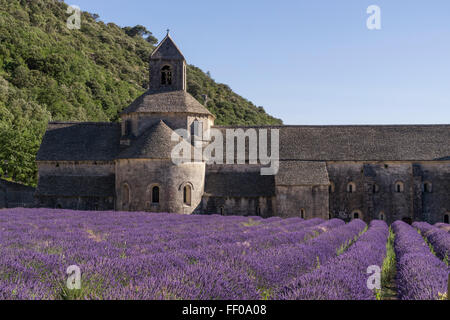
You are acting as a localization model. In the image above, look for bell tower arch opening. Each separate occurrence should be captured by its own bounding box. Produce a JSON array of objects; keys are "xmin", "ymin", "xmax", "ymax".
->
[
  {"xmin": 161, "ymin": 65, "xmax": 172, "ymax": 86},
  {"xmin": 149, "ymin": 31, "xmax": 186, "ymax": 92}
]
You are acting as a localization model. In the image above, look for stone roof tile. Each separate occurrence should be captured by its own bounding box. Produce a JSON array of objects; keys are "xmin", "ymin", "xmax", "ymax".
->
[
  {"xmin": 36, "ymin": 122, "xmax": 121, "ymax": 162},
  {"xmin": 120, "ymin": 90, "xmax": 213, "ymax": 116},
  {"xmin": 118, "ymin": 120, "xmax": 193, "ymax": 160},
  {"xmin": 275, "ymin": 161, "xmax": 329, "ymax": 186}
]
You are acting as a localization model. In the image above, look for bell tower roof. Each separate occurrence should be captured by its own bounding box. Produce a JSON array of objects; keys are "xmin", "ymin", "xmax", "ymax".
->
[
  {"xmin": 148, "ymin": 32, "xmax": 187, "ymax": 93},
  {"xmin": 150, "ymin": 32, "xmax": 185, "ymax": 61}
]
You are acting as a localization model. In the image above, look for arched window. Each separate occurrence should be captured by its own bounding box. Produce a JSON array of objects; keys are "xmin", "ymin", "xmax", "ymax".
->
[
  {"xmin": 219, "ymin": 206, "xmax": 224, "ymax": 215},
  {"xmin": 444, "ymin": 214, "xmax": 449, "ymax": 224},
  {"xmin": 124, "ymin": 119, "xmax": 132, "ymax": 136},
  {"xmin": 300, "ymin": 208, "xmax": 306, "ymax": 219},
  {"xmin": 122, "ymin": 184, "xmax": 130, "ymax": 206},
  {"xmin": 373, "ymin": 184, "xmax": 380, "ymax": 193},
  {"xmin": 191, "ymin": 119, "xmax": 203, "ymax": 141},
  {"xmin": 423, "ymin": 182, "xmax": 433, "ymax": 193},
  {"xmin": 394, "ymin": 181, "xmax": 404, "ymax": 193},
  {"xmin": 347, "ymin": 182, "xmax": 356, "ymax": 193},
  {"xmin": 352, "ymin": 210, "xmax": 362, "ymax": 220},
  {"xmin": 256, "ymin": 207, "xmax": 261, "ymax": 216},
  {"xmin": 152, "ymin": 186, "xmax": 160, "ymax": 204},
  {"xmin": 379, "ymin": 212, "xmax": 385, "ymax": 221},
  {"xmin": 161, "ymin": 65, "xmax": 172, "ymax": 85},
  {"xmin": 183, "ymin": 185, "xmax": 192, "ymax": 206},
  {"xmin": 329, "ymin": 182, "xmax": 335, "ymax": 193}
]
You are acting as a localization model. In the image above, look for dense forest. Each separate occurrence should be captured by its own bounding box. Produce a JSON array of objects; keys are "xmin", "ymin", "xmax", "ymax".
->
[{"xmin": 0, "ymin": 0, "xmax": 282, "ymax": 186}]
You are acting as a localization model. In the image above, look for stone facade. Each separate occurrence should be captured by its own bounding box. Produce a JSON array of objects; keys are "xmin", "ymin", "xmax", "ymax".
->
[
  {"xmin": 34, "ymin": 34, "xmax": 450, "ymax": 224},
  {"xmin": 0, "ymin": 179, "xmax": 35, "ymax": 208}
]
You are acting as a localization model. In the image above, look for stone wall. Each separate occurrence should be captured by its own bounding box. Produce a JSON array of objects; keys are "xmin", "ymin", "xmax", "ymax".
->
[
  {"xmin": 115, "ymin": 159, "xmax": 205, "ymax": 214},
  {"xmin": 37, "ymin": 196, "xmax": 114, "ymax": 211},
  {"xmin": 275, "ymin": 185, "xmax": 329, "ymax": 219},
  {"xmin": 415, "ymin": 162, "xmax": 450, "ymax": 224},
  {"xmin": 327, "ymin": 162, "xmax": 414, "ymax": 224},
  {"xmin": 0, "ymin": 179, "xmax": 35, "ymax": 208},
  {"xmin": 36, "ymin": 161, "xmax": 115, "ymax": 211},
  {"xmin": 37, "ymin": 161, "xmax": 115, "ymax": 176},
  {"xmin": 326, "ymin": 161, "xmax": 450, "ymax": 224},
  {"xmin": 200, "ymin": 195, "xmax": 274, "ymax": 218}
]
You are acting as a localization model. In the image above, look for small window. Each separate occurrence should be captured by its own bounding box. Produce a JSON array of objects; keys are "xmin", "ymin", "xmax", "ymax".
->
[
  {"xmin": 183, "ymin": 185, "xmax": 191, "ymax": 206},
  {"xmin": 395, "ymin": 181, "xmax": 404, "ymax": 193},
  {"xmin": 125, "ymin": 120, "xmax": 132, "ymax": 136},
  {"xmin": 152, "ymin": 186, "xmax": 160, "ymax": 204},
  {"xmin": 379, "ymin": 212, "xmax": 385, "ymax": 221},
  {"xmin": 373, "ymin": 184, "xmax": 380, "ymax": 193},
  {"xmin": 122, "ymin": 184, "xmax": 130, "ymax": 206},
  {"xmin": 219, "ymin": 206, "xmax": 224, "ymax": 215},
  {"xmin": 256, "ymin": 207, "xmax": 261, "ymax": 216},
  {"xmin": 444, "ymin": 214, "xmax": 449, "ymax": 224},
  {"xmin": 161, "ymin": 65, "xmax": 172, "ymax": 85},
  {"xmin": 423, "ymin": 182, "xmax": 432, "ymax": 193},
  {"xmin": 191, "ymin": 120, "xmax": 203, "ymax": 141},
  {"xmin": 329, "ymin": 182, "xmax": 335, "ymax": 193},
  {"xmin": 347, "ymin": 182, "xmax": 356, "ymax": 193},
  {"xmin": 352, "ymin": 210, "xmax": 361, "ymax": 220},
  {"xmin": 300, "ymin": 208, "xmax": 306, "ymax": 219}
]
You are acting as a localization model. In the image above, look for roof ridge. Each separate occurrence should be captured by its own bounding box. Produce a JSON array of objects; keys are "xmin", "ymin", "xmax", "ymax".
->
[
  {"xmin": 212, "ymin": 124, "xmax": 450, "ymax": 128},
  {"xmin": 48, "ymin": 121, "xmax": 118, "ymax": 126}
]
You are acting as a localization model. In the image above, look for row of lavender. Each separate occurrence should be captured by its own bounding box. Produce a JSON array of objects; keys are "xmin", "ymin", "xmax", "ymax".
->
[
  {"xmin": 0, "ymin": 208, "xmax": 367, "ymax": 299},
  {"xmin": 393, "ymin": 221, "xmax": 449, "ymax": 300},
  {"xmin": 266, "ymin": 220, "xmax": 449, "ymax": 300},
  {"xmin": 0, "ymin": 208, "xmax": 449, "ymax": 300},
  {"xmin": 412, "ymin": 221, "xmax": 450, "ymax": 263},
  {"xmin": 278, "ymin": 220, "xmax": 389, "ymax": 300}
]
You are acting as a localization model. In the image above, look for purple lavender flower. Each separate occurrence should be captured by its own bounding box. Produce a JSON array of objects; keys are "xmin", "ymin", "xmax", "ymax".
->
[
  {"xmin": 393, "ymin": 221, "xmax": 449, "ymax": 300},
  {"xmin": 277, "ymin": 220, "xmax": 388, "ymax": 300}
]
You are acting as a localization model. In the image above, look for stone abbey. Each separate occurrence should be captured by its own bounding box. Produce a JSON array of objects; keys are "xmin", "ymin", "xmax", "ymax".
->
[{"xmin": 31, "ymin": 34, "xmax": 450, "ymax": 224}]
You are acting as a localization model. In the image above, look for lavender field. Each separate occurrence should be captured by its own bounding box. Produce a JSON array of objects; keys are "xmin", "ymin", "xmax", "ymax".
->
[{"xmin": 0, "ymin": 208, "xmax": 448, "ymax": 300}]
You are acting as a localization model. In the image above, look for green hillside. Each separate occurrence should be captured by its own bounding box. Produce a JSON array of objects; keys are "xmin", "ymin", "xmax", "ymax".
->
[{"xmin": 0, "ymin": 0, "xmax": 282, "ymax": 186}]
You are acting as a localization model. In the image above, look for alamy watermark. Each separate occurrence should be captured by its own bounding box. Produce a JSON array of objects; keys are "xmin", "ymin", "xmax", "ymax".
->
[
  {"xmin": 66, "ymin": 265, "xmax": 81, "ymax": 290},
  {"xmin": 367, "ymin": 5, "xmax": 381, "ymax": 30},
  {"xmin": 366, "ymin": 265, "xmax": 381, "ymax": 290},
  {"xmin": 66, "ymin": 5, "xmax": 81, "ymax": 30},
  {"xmin": 170, "ymin": 128, "xmax": 280, "ymax": 176}
]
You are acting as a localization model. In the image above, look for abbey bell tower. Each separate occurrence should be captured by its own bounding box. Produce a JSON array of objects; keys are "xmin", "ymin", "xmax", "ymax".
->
[{"xmin": 149, "ymin": 31, "xmax": 186, "ymax": 92}]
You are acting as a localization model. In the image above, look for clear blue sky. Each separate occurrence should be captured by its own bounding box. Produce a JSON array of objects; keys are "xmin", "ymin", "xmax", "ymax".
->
[{"xmin": 67, "ymin": 0, "xmax": 450, "ymax": 125}]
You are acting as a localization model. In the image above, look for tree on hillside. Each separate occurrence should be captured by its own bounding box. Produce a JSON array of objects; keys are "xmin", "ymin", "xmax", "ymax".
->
[{"xmin": 123, "ymin": 25, "xmax": 158, "ymax": 45}]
